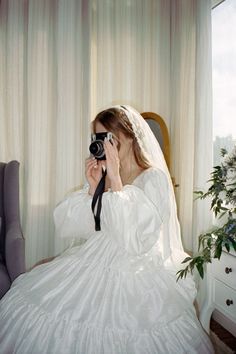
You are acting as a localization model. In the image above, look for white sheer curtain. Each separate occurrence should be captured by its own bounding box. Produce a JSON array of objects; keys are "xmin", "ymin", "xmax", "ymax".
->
[
  {"xmin": 0, "ymin": 0, "xmax": 91, "ymax": 267},
  {"xmin": 90, "ymin": 0, "xmax": 171, "ymax": 122},
  {"xmin": 0, "ymin": 0, "xmax": 212, "ymax": 268},
  {"xmin": 85, "ymin": 0, "xmax": 213, "ymax": 254},
  {"xmin": 170, "ymin": 0, "xmax": 213, "ymax": 253}
]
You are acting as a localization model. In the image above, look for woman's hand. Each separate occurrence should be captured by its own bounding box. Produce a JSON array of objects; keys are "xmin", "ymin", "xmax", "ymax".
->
[
  {"xmin": 104, "ymin": 138, "xmax": 123, "ymax": 191},
  {"xmin": 85, "ymin": 157, "xmax": 104, "ymax": 196}
]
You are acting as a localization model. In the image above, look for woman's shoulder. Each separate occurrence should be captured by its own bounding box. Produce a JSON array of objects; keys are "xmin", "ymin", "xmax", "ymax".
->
[
  {"xmin": 130, "ymin": 167, "xmax": 170, "ymax": 213},
  {"xmin": 133, "ymin": 167, "xmax": 168, "ymax": 185},
  {"xmin": 132, "ymin": 166, "xmax": 169, "ymax": 199}
]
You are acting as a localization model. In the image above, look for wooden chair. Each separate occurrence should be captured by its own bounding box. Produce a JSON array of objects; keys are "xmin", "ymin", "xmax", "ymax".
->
[
  {"xmin": 141, "ymin": 112, "xmax": 178, "ymax": 188},
  {"xmin": 141, "ymin": 112, "xmax": 170, "ymax": 170}
]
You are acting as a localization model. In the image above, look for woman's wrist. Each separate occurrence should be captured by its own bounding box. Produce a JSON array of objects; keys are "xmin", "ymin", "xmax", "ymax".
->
[
  {"xmin": 88, "ymin": 187, "xmax": 95, "ymax": 196},
  {"xmin": 110, "ymin": 176, "xmax": 123, "ymax": 192}
]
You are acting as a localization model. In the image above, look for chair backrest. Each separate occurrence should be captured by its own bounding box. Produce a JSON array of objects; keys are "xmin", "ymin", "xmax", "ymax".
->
[
  {"xmin": 0, "ymin": 163, "xmax": 6, "ymax": 261},
  {"xmin": 4, "ymin": 161, "xmax": 20, "ymax": 226},
  {"xmin": 0, "ymin": 161, "xmax": 20, "ymax": 262},
  {"xmin": 141, "ymin": 112, "xmax": 170, "ymax": 169}
]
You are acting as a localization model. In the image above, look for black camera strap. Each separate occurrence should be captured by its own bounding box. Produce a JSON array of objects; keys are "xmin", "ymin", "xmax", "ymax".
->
[{"xmin": 91, "ymin": 169, "xmax": 107, "ymax": 231}]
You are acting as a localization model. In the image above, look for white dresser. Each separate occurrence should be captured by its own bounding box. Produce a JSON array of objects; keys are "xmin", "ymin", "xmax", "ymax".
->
[{"xmin": 200, "ymin": 251, "xmax": 236, "ymax": 336}]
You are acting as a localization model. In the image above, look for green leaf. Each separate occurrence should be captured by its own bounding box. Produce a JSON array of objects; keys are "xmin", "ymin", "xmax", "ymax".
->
[
  {"xmin": 218, "ymin": 211, "xmax": 228, "ymax": 219},
  {"xmin": 220, "ymin": 148, "xmax": 228, "ymax": 156},
  {"xmin": 230, "ymin": 239, "xmax": 236, "ymax": 251},
  {"xmin": 225, "ymin": 243, "xmax": 230, "ymax": 252},
  {"xmin": 181, "ymin": 257, "xmax": 192, "ymax": 264},
  {"xmin": 226, "ymin": 182, "xmax": 236, "ymax": 187},
  {"xmin": 194, "ymin": 191, "xmax": 204, "ymax": 196},
  {"xmin": 176, "ymin": 269, "xmax": 186, "ymax": 282},
  {"xmin": 196, "ymin": 262, "xmax": 204, "ymax": 279},
  {"xmin": 207, "ymin": 238, "xmax": 212, "ymax": 248},
  {"xmin": 214, "ymin": 243, "xmax": 222, "ymax": 259}
]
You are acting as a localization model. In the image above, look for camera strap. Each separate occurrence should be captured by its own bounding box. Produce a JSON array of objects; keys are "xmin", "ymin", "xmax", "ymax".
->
[{"xmin": 91, "ymin": 169, "xmax": 107, "ymax": 231}]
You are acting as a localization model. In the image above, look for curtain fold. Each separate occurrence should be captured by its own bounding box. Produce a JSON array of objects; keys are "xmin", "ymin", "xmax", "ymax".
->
[
  {"xmin": 0, "ymin": 0, "xmax": 212, "ymax": 269},
  {"xmin": 170, "ymin": 0, "xmax": 213, "ymax": 253},
  {"xmin": 0, "ymin": 0, "xmax": 91, "ymax": 267},
  {"xmin": 90, "ymin": 0, "xmax": 171, "ymax": 122}
]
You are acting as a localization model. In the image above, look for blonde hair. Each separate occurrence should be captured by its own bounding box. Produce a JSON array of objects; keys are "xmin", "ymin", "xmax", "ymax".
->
[{"xmin": 92, "ymin": 107, "xmax": 151, "ymax": 170}]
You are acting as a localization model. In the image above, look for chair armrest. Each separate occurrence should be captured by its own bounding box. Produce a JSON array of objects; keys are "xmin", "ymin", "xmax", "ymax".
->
[{"xmin": 5, "ymin": 221, "xmax": 25, "ymax": 281}]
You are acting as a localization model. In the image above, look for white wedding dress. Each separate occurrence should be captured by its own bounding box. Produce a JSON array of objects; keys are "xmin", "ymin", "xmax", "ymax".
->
[{"xmin": 0, "ymin": 168, "xmax": 214, "ymax": 354}]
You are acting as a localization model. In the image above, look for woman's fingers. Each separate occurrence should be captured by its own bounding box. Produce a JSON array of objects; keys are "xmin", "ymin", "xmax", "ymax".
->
[
  {"xmin": 86, "ymin": 157, "xmax": 96, "ymax": 166},
  {"xmin": 104, "ymin": 138, "xmax": 118, "ymax": 158},
  {"xmin": 111, "ymin": 138, "xmax": 119, "ymax": 154},
  {"xmin": 97, "ymin": 160, "xmax": 106, "ymax": 170},
  {"xmin": 85, "ymin": 158, "xmax": 99, "ymax": 177},
  {"xmin": 86, "ymin": 157, "xmax": 97, "ymax": 167},
  {"xmin": 103, "ymin": 138, "xmax": 120, "ymax": 181}
]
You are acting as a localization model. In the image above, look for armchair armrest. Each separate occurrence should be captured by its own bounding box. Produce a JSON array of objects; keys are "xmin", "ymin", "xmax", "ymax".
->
[{"xmin": 5, "ymin": 221, "xmax": 25, "ymax": 282}]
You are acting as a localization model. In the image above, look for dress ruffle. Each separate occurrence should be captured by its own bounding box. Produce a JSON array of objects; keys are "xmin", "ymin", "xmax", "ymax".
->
[
  {"xmin": 0, "ymin": 286, "xmax": 212, "ymax": 354},
  {"xmin": 0, "ymin": 237, "xmax": 213, "ymax": 353},
  {"xmin": 0, "ymin": 168, "xmax": 214, "ymax": 353}
]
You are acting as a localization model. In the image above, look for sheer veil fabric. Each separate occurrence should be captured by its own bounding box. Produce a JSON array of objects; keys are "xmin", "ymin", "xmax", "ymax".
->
[{"xmin": 117, "ymin": 105, "xmax": 196, "ymax": 296}]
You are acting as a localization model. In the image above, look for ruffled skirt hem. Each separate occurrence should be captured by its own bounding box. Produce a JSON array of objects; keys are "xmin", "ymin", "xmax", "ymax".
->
[{"xmin": 0, "ymin": 289, "xmax": 214, "ymax": 354}]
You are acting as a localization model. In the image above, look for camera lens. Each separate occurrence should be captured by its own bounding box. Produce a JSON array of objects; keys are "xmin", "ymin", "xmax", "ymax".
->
[{"xmin": 89, "ymin": 140, "xmax": 105, "ymax": 159}]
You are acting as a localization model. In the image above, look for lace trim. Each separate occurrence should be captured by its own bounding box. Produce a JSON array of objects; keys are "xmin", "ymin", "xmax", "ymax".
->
[{"xmin": 120, "ymin": 105, "xmax": 146, "ymax": 150}]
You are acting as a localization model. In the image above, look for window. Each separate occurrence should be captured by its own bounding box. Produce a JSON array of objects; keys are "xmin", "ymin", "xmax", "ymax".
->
[{"xmin": 212, "ymin": 0, "xmax": 236, "ymax": 166}]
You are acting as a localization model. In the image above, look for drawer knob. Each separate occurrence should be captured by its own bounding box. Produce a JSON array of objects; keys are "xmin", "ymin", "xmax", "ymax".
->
[
  {"xmin": 225, "ymin": 267, "xmax": 232, "ymax": 274},
  {"xmin": 226, "ymin": 299, "xmax": 233, "ymax": 306}
]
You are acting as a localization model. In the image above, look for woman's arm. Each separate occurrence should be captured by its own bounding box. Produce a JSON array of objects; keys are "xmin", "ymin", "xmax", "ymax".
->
[
  {"xmin": 100, "ymin": 169, "xmax": 170, "ymax": 255},
  {"xmin": 53, "ymin": 186, "xmax": 95, "ymax": 239}
]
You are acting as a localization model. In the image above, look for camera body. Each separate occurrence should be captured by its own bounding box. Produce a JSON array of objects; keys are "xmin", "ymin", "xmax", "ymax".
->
[{"xmin": 89, "ymin": 132, "xmax": 113, "ymax": 160}]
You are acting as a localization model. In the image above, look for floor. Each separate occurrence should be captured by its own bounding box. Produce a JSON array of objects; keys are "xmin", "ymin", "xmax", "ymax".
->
[{"xmin": 210, "ymin": 318, "xmax": 236, "ymax": 353}]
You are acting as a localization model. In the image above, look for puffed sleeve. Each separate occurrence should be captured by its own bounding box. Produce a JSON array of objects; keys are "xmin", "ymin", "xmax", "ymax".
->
[
  {"xmin": 53, "ymin": 185, "xmax": 95, "ymax": 239},
  {"xmin": 101, "ymin": 168, "xmax": 170, "ymax": 255}
]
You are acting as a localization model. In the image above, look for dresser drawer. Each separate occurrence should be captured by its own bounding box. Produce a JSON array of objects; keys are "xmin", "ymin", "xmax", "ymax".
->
[
  {"xmin": 214, "ymin": 279, "xmax": 236, "ymax": 321},
  {"xmin": 211, "ymin": 252, "xmax": 236, "ymax": 289}
]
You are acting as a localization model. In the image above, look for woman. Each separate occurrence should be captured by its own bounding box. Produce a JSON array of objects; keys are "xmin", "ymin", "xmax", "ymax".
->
[{"xmin": 0, "ymin": 105, "xmax": 214, "ymax": 353}]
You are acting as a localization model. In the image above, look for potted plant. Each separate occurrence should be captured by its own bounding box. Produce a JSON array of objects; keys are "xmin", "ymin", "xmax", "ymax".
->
[{"xmin": 177, "ymin": 146, "xmax": 236, "ymax": 280}]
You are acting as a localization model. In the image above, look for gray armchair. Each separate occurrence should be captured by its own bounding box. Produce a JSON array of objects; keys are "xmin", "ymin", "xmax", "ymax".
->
[{"xmin": 0, "ymin": 160, "xmax": 25, "ymax": 299}]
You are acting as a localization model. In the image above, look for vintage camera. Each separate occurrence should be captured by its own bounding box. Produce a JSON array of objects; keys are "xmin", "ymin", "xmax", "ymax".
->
[{"xmin": 89, "ymin": 132, "xmax": 113, "ymax": 160}]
